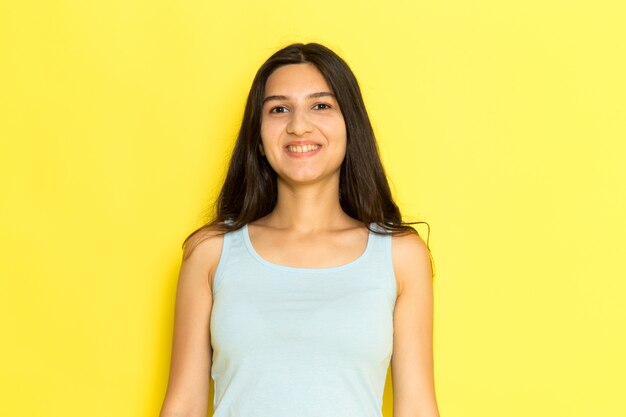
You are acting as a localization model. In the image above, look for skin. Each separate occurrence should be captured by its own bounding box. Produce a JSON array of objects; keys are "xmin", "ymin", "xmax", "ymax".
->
[{"xmin": 159, "ymin": 63, "xmax": 440, "ymax": 417}]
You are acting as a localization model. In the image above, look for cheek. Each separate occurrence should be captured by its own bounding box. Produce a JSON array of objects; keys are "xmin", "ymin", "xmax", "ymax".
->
[
  {"xmin": 259, "ymin": 124, "xmax": 271, "ymax": 150},
  {"xmin": 260, "ymin": 118, "xmax": 283, "ymax": 143},
  {"xmin": 326, "ymin": 118, "xmax": 347, "ymax": 145},
  {"xmin": 337, "ymin": 123, "xmax": 348, "ymax": 158}
]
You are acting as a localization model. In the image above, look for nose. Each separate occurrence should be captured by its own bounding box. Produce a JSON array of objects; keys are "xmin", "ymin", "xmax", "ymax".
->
[{"xmin": 286, "ymin": 108, "xmax": 313, "ymax": 136}]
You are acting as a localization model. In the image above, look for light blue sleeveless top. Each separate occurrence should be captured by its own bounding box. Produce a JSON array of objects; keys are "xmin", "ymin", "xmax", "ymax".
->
[{"xmin": 210, "ymin": 223, "xmax": 397, "ymax": 417}]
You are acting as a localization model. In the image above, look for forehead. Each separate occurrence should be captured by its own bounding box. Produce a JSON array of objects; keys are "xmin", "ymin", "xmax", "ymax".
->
[{"xmin": 265, "ymin": 63, "xmax": 333, "ymax": 95}]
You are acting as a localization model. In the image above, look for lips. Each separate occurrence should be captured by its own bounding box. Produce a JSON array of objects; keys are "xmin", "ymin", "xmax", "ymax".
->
[
  {"xmin": 283, "ymin": 141, "xmax": 323, "ymax": 157},
  {"xmin": 284, "ymin": 140, "xmax": 322, "ymax": 147},
  {"xmin": 289, "ymin": 143, "xmax": 320, "ymax": 152}
]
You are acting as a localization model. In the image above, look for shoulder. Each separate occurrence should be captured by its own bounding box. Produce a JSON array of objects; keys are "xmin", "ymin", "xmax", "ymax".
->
[
  {"xmin": 181, "ymin": 224, "xmax": 228, "ymax": 290},
  {"xmin": 182, "ymin": 224, "xmax": 225, "ymax": 260},
  {"xmin": 391, "ymin": 231, "xmax": 433, "ymax": 297}
]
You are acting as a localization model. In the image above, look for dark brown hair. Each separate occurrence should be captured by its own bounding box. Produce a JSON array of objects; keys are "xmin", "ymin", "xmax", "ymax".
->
[{"xmin": 183, "ymin": 42, "xmax": 430, "ymax": 255}]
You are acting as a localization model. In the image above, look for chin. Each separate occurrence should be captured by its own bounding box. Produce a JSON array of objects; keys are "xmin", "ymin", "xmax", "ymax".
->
[
  {"xmin": 282, "ymin": 172, "xmax": 339, "ymax": 187},
  {"xmin": 284, "ymin": 176, "xmax": 321, "ymax": 185}
]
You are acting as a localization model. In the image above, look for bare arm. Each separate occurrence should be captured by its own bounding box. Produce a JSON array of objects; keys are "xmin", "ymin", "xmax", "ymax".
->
[
  {"xmin": 159, "ymin": 230, "xmax": 224, "ymax": 417},
  {"xmin": 391, "ymin": 232, "xmax": 440, "ymax": 417}
]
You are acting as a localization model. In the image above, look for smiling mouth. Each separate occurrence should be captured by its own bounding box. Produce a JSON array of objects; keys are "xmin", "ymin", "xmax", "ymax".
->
[{"xmin": 286, "ymin": 144, "xmax": 321, "ymax": 153}]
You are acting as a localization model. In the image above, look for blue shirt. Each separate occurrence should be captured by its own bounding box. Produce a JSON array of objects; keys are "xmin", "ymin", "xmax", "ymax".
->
[{"xmin": 210, "ymin": 223, "xmax": 397, "ymax": 417}]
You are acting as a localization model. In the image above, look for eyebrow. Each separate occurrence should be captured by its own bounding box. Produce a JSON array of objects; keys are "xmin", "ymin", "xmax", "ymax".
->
[{"xmin": 262, "ymin": 91, "xmax": 335, "ymax": 105}]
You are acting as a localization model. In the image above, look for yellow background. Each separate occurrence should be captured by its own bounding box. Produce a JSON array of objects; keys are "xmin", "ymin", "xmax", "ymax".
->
[{"xmin": 1, "ymin": 1, "xmax": 625, "ymax": 416}]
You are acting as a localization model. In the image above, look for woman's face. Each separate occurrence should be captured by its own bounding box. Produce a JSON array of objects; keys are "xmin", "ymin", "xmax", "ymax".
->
[{"xmin": 260, "ymin": 63, "xmax": 347, "ymax": 187}]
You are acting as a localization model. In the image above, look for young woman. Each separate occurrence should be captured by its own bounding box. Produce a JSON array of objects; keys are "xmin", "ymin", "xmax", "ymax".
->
[{"xmin": 159, "ymin": 43, "xmax": 439, "ymax": 417}]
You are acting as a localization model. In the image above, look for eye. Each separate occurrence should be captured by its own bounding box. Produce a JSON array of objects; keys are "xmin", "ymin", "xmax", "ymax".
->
[
  {"xmin": 269, "ymin": 106, "xmax": 289, "ymax": 113},
  {"xmin": 313, "ymin": 103, "xmax": 332, "ymax": 110}
]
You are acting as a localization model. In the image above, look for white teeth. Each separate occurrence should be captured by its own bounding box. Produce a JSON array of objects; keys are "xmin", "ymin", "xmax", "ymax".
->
[{"xmin": 287, "ymin": 144, "xmax": 320, "ymax": 153}]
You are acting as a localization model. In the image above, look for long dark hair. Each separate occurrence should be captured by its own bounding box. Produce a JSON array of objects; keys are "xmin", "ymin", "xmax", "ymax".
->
[{"xmin": 183, "ymin": 42, "xmax": 430, "ymax": 254}]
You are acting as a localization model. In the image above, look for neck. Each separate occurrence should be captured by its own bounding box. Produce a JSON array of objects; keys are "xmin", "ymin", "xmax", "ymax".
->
[{"xmin": 261, "ymin": 175, "xmax": 354, "ymax": 233}]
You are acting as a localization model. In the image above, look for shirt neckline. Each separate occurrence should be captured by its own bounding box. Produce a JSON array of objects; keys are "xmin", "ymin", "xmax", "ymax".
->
[{"xmin": 242, "ymin": 223, "xmax": 374, "ymax": 273}]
